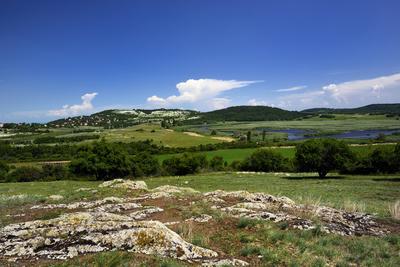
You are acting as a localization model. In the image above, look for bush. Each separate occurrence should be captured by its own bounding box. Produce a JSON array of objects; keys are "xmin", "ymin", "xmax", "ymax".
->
[
  {"xmin": 240, "ymin": 149, "xmax": 290, "ymax": 172},
  {"xmin": 42, "ymin": 164, "xmax": 69, "ymax": 180},
  {"xmin": 6, "ymin": 166, "xmax": 43, "ymax": 182},
  {"xmin": 69, "ymin": 141, "xmax": 132, "ymax": 180},
  {"xmin": 162, "ymin": 153, "xmax": 208, "ymax": 176},
  {"xmin": 131, "ymin": 152, "xmax": 160, "ymax": 177},
  {"xmin": 0, "ymin": 160, "xmax": 10, "ymax": 180},
  {"xmin": 209, "ymin": 156, "xmax": 225, "ymax": 171},
  {"xmin": 342, "ymin": 143, "xmax": 400, "ymax": 174},
  {"xmin": 295, "ymin": 138, "xmax": 353, "ymax": 178}
]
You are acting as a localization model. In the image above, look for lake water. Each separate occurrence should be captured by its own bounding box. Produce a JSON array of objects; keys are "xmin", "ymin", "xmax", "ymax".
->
[{"xmin": 262, "ymin": 129, "xmax": 400, "ymax": 141}]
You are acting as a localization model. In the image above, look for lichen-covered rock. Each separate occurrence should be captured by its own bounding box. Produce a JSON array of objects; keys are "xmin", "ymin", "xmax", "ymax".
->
[
  {"xmin": 185, "ymin": 214, "xmax": 213, "ymax": 223},
  {"xmin": 0, "ymin": 212, "xmax": 218, "ymax": 262},
  {"xmin": 48, "ymin": 195, "xmax": 64, "ymax": 201},
  {"xmin": 98, "ymin": 179, "xmax": 148, "ymax": 190},
  {"xmin": 209, "ymin": 190, "xmax": 387, "ymax": 236},
  {"xmin": 151, "ymin": 185, "xmax": 199, "ymax": 194},
  {"xmin": 202, "ymin": 258, "xmax": 249, "ymax": 266}
]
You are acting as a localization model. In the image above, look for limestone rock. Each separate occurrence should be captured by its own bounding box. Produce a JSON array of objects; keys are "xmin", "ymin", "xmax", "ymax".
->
[
  {"xmin": 48, "ymin": 195, "xmax": 64, "ymax": 201},
  {"xmin": 98, "ymin": 179, "xmax": 148, "ymax": 190}
]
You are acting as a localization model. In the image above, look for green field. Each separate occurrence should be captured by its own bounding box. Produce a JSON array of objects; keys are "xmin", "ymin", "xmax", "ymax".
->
[
  {"xmin": 183, "ymin": 114, "xmax": 400, "ymax": 136},
  {"xmin": 157, "ymin": 143, "xmax": 396, "ymax": 163},
  {"xmin": 102, "ymin": 124, "xmax": 230, "ymax": 147},
  {"xmin": 1, "ymin": 172, "xmax": 398, "ymax": 218}
]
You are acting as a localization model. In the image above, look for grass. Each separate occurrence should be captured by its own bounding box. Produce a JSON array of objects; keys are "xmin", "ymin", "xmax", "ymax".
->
[
  {"xmin": 186, "ymin": 114, "xmax": 400, "ymax": 132},
  {"xmin": 0, "ymin": 172, "xmax": 399, "ymax": 266},
  {"xmin": 157, "ymin": 143, "xmax": 396, "ymax": 164},
  {"xmin": 102, "ymin": 123, "xmax": 228, "ymax": 147},
  {"xmin": 1, "ymin": 172, "xmax": 398, "ymax": 218}
]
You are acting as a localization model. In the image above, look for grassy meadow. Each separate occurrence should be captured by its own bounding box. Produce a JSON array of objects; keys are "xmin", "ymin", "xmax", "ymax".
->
[
  {"xmin": 190, "ymin": 114, "xmax": 400, "ymax": 131},
  {"xmin": 1, "ymin": 172, "xmax": 399, "ymax": 266},
  {"xmin": 1, "ymin": 172, "xmax": 398, "ymax": 219},
  {"xmin": 157, "ymin": 143, "xmax": 396, "ymax": 164}
]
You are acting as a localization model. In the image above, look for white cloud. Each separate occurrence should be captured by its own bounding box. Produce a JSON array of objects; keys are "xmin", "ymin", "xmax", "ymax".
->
[
  {"xmin": 322, "ymin": 73, "xmax": 400, "ymax": 103},
  {"xmin": 147, "ymin": 78, "xmax": 260, "ymax": 109},
  {"xmin": 275, "ymin": 72, "xmax": 400, "ymax": 110},
  {"xmin": 275, "ymin": 85, "xmax": 307, "ymax": 92},
  {"xmin": 48, "ymin": 92, "xmax": 98, "ymax": 117},
  {"xmin": 247, "ymin": 99, "xmax": 267, "ymax": 106},
  {"xmin": 209, "ymin": 98, "xmax": 231, "ymax": 110}
]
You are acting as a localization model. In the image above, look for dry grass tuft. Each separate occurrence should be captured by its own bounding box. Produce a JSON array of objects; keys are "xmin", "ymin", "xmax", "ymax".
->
[
  {"xmin": 389, "ymin": 200, "xmax": 400, "ymax": 220},
  {"xmin": 343, "ymin": 200, "xmax": 366, "ymax": 213}
]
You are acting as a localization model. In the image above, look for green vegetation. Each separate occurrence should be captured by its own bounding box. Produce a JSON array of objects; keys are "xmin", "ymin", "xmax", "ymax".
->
[
  {"xmin": 302, "ymin": 103, "xmax": 400, "ymax": 115},
  {"xmin": 162, "ymin": 153, "xmax": 208, "ymax": 176},
  {"xmin": 102, "ymin": 124, "xmax": 224, "ymax": 147},
  {"xmin": 185, "ymin": 113, "xmax": 400, "ymax": 135},
  {"xmin": 188, "ymin": 105, "xmax": 305, "ymax": 123},
  {"xmin": 0, "ymin": 172, "xmax": 398, "ymax": 217},
  {"xmin": 239, "ymin": 149, "xmax": 291, "ymax": 172},
  {"xmin": 156, "ymin": 144, "xmax": 395, "ymax": 164},
  {"xmin": 295, "ymin": 139, "xmax": 353, "ymax": 178}
]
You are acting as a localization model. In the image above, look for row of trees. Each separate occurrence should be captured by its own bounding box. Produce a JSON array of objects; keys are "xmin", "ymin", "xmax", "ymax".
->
[{"xmin": 1, "ymin": 139, "xmax": 399, "ymax": 182}]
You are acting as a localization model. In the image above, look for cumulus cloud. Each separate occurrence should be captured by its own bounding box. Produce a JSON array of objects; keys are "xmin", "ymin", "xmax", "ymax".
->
[
  {"xmin": 275, "ymin": 72, "xmax": 400, "ymax": 110},
  {"xmin": 275, "ymin": 85, "xmax": 307, "ymax": 92},
  {"xmin": 322, "ymin": 73, "xmax": 400, "ymax": 103},
  {"xmin": 48, "ymin": 92, "xmax": 98, "ymax": 117},
  {"xmin": 147, "ymin": 78, "xmax": 260, "ymax": 109},
  {"xmin": 247, "ymin": 99, "xmax": 267, "ymax": 106}
]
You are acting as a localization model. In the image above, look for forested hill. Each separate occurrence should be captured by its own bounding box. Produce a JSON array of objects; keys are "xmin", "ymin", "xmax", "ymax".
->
[
  {"xmin": 302, "ymin": 104, "xmax": 400, "ymax": 115},
  {"xmin": 188, "ymin": 106, "xmax": 305, "ymax": 123}
]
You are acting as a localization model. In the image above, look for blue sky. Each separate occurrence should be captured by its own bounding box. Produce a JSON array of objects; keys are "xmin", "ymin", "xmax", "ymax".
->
[{"xmin": 1, "ymin": 0, "xmax": 400, "ymax": 122}]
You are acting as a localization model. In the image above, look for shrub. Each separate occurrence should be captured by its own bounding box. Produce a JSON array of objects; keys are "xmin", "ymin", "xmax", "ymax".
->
[
  {"xmin": 240, "ymin": 149, "xmax": 290, "ymax": 172},
  {"xmin": 0, "ymin": 160, "xmax": 10, "ymax": 180},
  {"xmin": 162, "ymin": 153, "xmax": 208, "ymax": 176},
  {"xmin": 295, "ymin": 138, "xmax": 353, "ymax": 178},
  {"xmin": 342, "ymin": 143, "xmax": 400, "ymax": 174},
  {"xmin": 209, "ymin": 156, "xmax": 225, "ymax": 171},
  {"xmin": 131, "ymin": 152, "xmax": 160, "ymax": 177},
  {"xmin": 70, "ymin": 141, "xmax": 132, "ymax": 180},
  {"xmin": 42, "ymin": 164, "xmax": 69, "ymax": 180},
  {"xmin": 6, "ymin": 166, "xmax": 43, "ymax": 182}
]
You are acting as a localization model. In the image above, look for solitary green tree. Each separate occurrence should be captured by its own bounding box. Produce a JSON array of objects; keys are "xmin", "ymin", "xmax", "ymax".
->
[
  {"xmin": 247, "ymin": 131, "xmax": 252, "ymax": 143},
  {"xmin": 295, "ymin": 138, "xmax": 353, "ymax": 178}
]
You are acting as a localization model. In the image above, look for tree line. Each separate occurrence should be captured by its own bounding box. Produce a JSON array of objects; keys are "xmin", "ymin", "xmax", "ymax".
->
[{"xmin": 1, "ymin": 139, "xmax": 399, "ymax": 182}]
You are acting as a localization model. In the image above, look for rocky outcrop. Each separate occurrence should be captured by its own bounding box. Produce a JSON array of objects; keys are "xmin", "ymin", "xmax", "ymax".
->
[
  {"xmin": 206, "ymin": 190, "xmax": 388, "ymax": 236},
  {"xmin": 98, "ymin": 179, "xmax": 148, "ymax": 190},
  {"xmin": 0, "ymin": 212, "xmax": 214, "ymax": 260},
  {"xmin": 0, "ymin": 181, "xmax": 390, "ymax": 265}
]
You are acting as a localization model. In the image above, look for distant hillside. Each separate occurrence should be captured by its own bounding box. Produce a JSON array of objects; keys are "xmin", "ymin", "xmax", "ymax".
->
[
  {"xmin": 302, "ymin": 103, "xmax": 400, "ymax": 115},
  {"xmin": 47, "ymin": 109, "xmax": 200, "ymax": 128},
  {"xmin": 187, "ymin": 106, "xmax": 305, "ymax": 124}
]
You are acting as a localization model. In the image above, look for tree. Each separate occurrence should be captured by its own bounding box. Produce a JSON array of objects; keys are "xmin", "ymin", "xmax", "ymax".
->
[
  {"xmin": 6, "ymin": 166, "xmax": 43, "ymax": 182},
  {"xmin": 262, "ymin": 130, "xmax": 266, "ymax": 141},
  {"xmin": 247, "ymin": 131, "xmax": 252, "ymax": 143},
  {"xmin": 162, "ymin": 153, "xmax": 208, "ymax": 176},
  {"xmin": 210, "ymin": 130, "xmax": 217, "ymax": 136},
  {"xmin": 0, "ymin": 160, "xmax": 10, "ymax": 180},
  {"xmin": 240, "ymin": 149, "xmax": 289, "ymax": 172},
  {"xmin": 131, "ymin": 152, "xmax": 160, "ymax": 177},
  {"xmin": 209, "ymin": 156, "xmax": 225, "ymax": 171},
  {"xmin": 295, "ymin": 138, "xmax": 353, "ymax": 178},
  {"xmin": 69, "ymin": 142, "xmax": 131, "ymax": 180}
]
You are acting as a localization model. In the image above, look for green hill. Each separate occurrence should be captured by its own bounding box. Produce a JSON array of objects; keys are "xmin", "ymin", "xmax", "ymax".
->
[
  {"xmin": 187, "ymin": 106, "xmax": 305, "ymax": 123},
  {"xmin": 302, "ymin": 104, "xmax": 400, "ymax": 115},
  {"xmin": 47, "ymin": 109, "xmax": 199, "ymax": 128}
]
